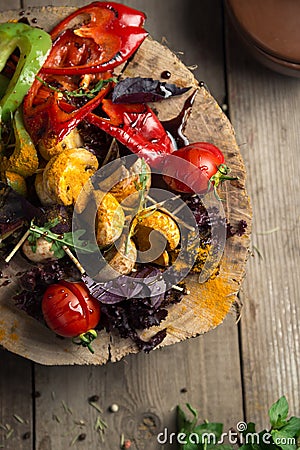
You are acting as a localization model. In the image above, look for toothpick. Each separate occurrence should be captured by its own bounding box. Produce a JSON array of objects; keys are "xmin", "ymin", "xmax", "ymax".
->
[
  {"xmin": 4, "ymin": 229, "xmax": 31, "ymax": 263},
  {"xmin": 62, "ymin": 245, "xmax": 85, "ymax": 275}
]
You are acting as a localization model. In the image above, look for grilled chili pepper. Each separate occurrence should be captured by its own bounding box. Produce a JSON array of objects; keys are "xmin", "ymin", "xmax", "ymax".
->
[
  {"xmin": 41, "ymin": 2, "xmax": 148, "ymax": 75},
  {"xmin": 0, "ymin": 22, "xmax": 52, "ymax": 124},
  {"xmin": 86, "ymin": 99, "xmax": 175, "ymax": 168}
]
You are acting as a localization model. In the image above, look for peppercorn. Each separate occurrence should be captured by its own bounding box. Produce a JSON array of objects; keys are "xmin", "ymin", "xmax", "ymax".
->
[{"xmin": 78, "ymin": 433, "xmax": 86, "ymax": 441}]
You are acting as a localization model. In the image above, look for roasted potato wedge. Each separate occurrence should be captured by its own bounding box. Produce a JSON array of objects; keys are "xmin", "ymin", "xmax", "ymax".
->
[
  {"xmin": 95, "ymin": 192, "xmax": 125, "ymax": 247},
  {"xmin": 43, "ymin": 148, "xmax": 98, "ymax": 206}
]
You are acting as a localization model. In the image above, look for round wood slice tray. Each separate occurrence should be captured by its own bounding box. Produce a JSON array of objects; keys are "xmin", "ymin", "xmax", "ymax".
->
[{"xmin": 0, "ymin": 6, "xmax": 252, "ymax": 365}]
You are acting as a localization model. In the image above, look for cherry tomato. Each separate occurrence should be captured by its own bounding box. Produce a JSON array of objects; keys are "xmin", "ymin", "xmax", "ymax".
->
[
  {"xmin": 162, "ymin": 142, "xmax": 233, "ymax": 195},
  {"xmin": 42, "ymin": 280, "xmax": 100, "ymax": 338}
]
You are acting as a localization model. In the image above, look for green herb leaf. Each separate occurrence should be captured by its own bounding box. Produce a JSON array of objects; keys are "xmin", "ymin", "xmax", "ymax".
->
[
  {"xmin": 271, "ymin": 430, "xmax": 297, "ymax": 450},
  {"xmin": 193, "ymin": 421, "xmax": 223, "ymax": 440},
  {"xmin": 36, "ymin": 75, "xmax": 117, "ymax": 100},
  {"xmin": 278, "ymin": 417, "xmax": 300, "ymax": 436},
  {"xmin": 28, "ymin": 220, "xmax": 98, "ymax": 258},
  {"xmin": 269, "ymin": 396, "xmax": 289, "ymax": 429}
]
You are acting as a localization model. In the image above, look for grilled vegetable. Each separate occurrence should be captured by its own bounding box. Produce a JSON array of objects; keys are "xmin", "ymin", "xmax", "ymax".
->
[
  {"xmin": 95, "ymin": 192, "xmax": 125, "ymax": 247},
  {"xmin": 22, "ymin": 236, "xmax": 60, "ymax": 262},
  {"xmin": 0, "ymin": 22, "xmax": 51, "ymax": 124},
  {"xmin": 134, "ymin": 210, "xmax": 180, "ymax": 253},
  {"xmin": 96, "ymin": 235, "xmax": 137, "ymax": 282},
  {"xmin": 38, "ymin": 128, "xmax": 83, "ymax": 161},
  {"xmin": 43, "ymin": 148, "xmax": 98, "ymax": 205},
  {"xmin": 6, "ymin": 109, "xmax": 39, "ymax": 178},
  {"xmin": 41, "ymin": 2, "xmax": 148, "ymax": 75},
  {"xmin": 42, "ymin": 280, "xmax": 101, "ymax": 353}
]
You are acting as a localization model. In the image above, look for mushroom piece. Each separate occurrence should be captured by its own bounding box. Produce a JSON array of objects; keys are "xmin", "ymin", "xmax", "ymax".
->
[
  {"xmin": 38, "ymin": 128, "xmax": 83, "ymax": 161},
  {"xmin": 133, "ymin": 210, "xmax": 180, "ymax": 265},
  {"xmin": 43, "ymin": 148, "xmax": 98, "ymax": 206},
  {"xmin": 22, "ymin": 237, "xmax": 61, "ymax": 263},
  {"xmin": 95, "ymin": 192, "xmax": 125, "ymax": 247},
  {"xmin": 35, "ymin": 172, "xmax": 55, "ymax": 206},
  {"xmin": 98, "ymin": 158, "xmax": 151, "ymax": 211},
  {"xmin": 95, "ymin": 235, "xmax": 137, "ymax": 282}
]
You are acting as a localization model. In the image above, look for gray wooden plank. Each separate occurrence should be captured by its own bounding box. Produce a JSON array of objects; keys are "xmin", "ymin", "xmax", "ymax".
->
[
  {"xmin": 34, "ymin": 315, "xmax": 243, "ymax": 450},
  {"xmin": 0, "ymin": 0, "xmax": 20, "ymax": 11},
  {"xmin": 0, "ymin": 349, "xmax": 33, "ymax": 449},
  {"xmin": 226, "ymin": 23, "xmax": 300, "ymax": 428}
]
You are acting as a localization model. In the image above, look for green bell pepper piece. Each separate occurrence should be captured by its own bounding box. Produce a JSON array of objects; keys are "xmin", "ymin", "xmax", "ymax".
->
[
  {"xmin": 7, "ymin": 108, "xmax": 39, "ymax": 177},
  {"xmin": 0, "ymin": 22, "xmax": 52, "ymax": 123},
  {"xmin": 0, "ymin": 74, "xmax": 9, "ymax": 98}
]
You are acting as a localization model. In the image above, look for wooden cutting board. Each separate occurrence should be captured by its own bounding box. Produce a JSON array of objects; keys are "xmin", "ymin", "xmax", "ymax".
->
[{"xmin": 0, "ymin": 6, "xmax": 251, "ymax": 365}]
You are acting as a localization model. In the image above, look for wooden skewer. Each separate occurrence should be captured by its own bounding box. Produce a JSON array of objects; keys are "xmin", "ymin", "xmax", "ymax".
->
[
  {"xmin": 4, "ymin": 229, "xmax": 31, "ymax": 263},
  {"xmin": 171, "ymin": 284, "xmax": 190, "ymax": 294}
]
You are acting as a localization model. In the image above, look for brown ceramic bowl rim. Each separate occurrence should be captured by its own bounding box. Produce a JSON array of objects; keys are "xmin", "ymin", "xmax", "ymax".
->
[{"xmin": 225, "ymin": 0, "xmax": 300, "ymax": 65}]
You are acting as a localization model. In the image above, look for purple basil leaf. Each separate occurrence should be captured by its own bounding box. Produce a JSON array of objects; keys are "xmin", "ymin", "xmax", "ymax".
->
[
  {"xmin": 82, "ymin": 274, "xmax": 124, "ymax": 304},
  {"xmin": 112, "ymin": 77, "xmax": 191, "ymax": 104}
]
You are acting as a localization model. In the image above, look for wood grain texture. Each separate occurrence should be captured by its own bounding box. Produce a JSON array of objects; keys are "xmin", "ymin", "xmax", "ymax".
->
[
  {"xmin": 226, "ymin": 22, "xmax": 300, "ymax": 427},
  {"xmin": 0, "ymin": 349, "xmax": 33, "ymax": 449},
  {"xmin": 0, "ymin": 0, "xmax": 19, "ymax": 10},
  {"xmin": 34, "ymin": 314, "xmax": 243, "ymax": 450},
  {"xmin": 0, "ymin": 5, "xmax": 251, "ymax": 365}
]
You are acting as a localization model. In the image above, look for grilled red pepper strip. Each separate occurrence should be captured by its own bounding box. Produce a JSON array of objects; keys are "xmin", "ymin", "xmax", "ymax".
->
[
  {"xmin": 41, "ymin": 2, "xmax": 148, "ymax": 75},
  {"xmin": 23, "ymin": 75, "xmax": 113, "ymax": 148},
  {"xmin": 86, "ymin": 99, "xmax": 175, "ymax": 168}
]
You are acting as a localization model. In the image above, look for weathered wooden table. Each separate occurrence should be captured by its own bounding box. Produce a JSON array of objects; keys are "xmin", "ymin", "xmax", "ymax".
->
[{"xmin": 0, "ymin": 1, "xmax": 299, "ymax": 449}]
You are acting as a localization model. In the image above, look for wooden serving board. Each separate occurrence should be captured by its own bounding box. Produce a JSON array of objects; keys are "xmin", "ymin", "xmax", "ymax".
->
[{"xmin": 0, "ymin": 6, "xmax": 251, "ymax": 365}]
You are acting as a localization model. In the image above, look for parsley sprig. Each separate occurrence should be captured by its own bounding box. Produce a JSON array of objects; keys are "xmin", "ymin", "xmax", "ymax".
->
[
  {"xmin": 35, "ymin": 76, "xmax": 117, "ymax": 100},
  {"xmin": 28, "ymin": 219, "xmax": 98, "ymax": 259}
]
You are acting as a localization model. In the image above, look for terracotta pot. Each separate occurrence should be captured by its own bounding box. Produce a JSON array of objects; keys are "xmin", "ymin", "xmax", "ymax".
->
[{"xmin": 225, "ymin": 0, "xmax": 300, "ymax": 77}]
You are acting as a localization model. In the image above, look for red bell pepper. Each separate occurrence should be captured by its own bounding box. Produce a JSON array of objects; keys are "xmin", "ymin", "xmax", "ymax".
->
[
  {"xmin": 23, "ymin": 74, "xmax": 113, "ymax": 148},
  {"xmin": 41, "ymin": 2, "xmax": 148, "ymax": 75},
  {"xmin": 86, "ymin": 99, "xmax": 175, "ymax": 168}
]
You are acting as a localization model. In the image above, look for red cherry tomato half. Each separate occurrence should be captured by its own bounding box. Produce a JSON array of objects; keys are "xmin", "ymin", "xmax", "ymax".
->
[
  {"xmin": 42, "ymin": 280, "xmax": 100, "ymax": 338},
  {"xmin": 162, "ymin": 142, "xmax": 227, "ymax": 194}
]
